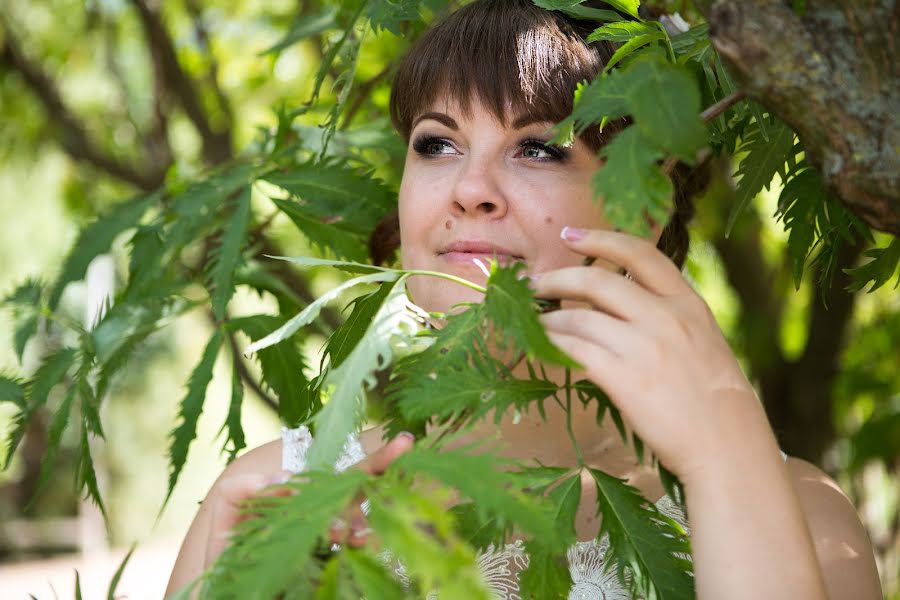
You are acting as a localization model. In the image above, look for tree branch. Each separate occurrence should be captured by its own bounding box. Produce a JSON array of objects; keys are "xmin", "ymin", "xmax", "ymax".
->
[
  {"xmin": 220, "ymin": 316, "xmax": 279, "ymax": 413},
  {"xmin": 183, "ymin": 0, "xmax": 234, "ymax": 130},
  {"xmin": 341, "ymin": 62, "xmax": 393, "ymax": 129},
  {"xmin": 0, "ymin": 25, "xmax": 165, "ymax": 191},
  {"xmin": 128, "ymin": 0, "xmax": 233, "ymax": 166},
  {"xmin": 697, "ymin": 0, "xmax": 899, "ymax": 234}
]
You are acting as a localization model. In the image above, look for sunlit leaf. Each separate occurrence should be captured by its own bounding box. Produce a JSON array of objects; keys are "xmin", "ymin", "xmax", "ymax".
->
[{"xmin": 208, "ymin": 187, "xmax": 252, "ymax": 321}]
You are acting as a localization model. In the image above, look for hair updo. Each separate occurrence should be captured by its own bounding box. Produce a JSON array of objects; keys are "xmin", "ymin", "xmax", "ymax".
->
[{"xmin": 370, "ymin": 0, "xmax": 707, "ymax": 269}]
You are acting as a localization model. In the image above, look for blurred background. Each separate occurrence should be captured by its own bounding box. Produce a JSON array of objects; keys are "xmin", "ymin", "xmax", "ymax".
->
[{"xmin": 0, "ymin": 0, "xmax": 897, "ymax": 598}]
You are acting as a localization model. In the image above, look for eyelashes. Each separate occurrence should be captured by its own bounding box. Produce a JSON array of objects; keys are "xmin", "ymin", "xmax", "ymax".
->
[{"xmin": 411, "ymin": 135, "xmax": 570, "ymax": 162}]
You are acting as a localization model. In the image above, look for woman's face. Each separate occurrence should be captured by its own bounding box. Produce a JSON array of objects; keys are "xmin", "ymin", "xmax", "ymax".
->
[{"xmin": 398, "ymin": 97, "xmax": 615, "ymax": 314}]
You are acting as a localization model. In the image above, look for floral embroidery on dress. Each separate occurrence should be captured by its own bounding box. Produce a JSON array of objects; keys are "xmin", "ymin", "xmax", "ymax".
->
[{"xmin": 281, "ymin": 427, "xmax": 787, "ymax": 599}]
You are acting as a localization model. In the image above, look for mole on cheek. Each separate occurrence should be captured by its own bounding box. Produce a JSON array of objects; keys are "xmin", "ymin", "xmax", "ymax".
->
[
  {"xmin": 545, "ymin": 216, "xmax": 553, "ymax": 225},
  {"xmin": 444, "ymin": 220, "xmax": 453, "ymax": 230}
]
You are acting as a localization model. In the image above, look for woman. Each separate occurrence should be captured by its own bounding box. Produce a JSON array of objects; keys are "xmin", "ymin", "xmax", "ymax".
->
[{"xmin": 167, "ymin": 1, "xmax": 882, "ymax": 598}]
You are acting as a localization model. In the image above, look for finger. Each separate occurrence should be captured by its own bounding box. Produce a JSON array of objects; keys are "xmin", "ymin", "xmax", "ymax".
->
[
  {"xmin": 346, "ymin": 514, "xmax": 372, "ymax": 548},
  {"xmin": 540, "ymin": 308, "xmax": 645, "ymax": 358},
  {"xmin": 544, "ymin": 331, "xmax": 631, "ymax": 398},
  {"xmin": 532, "ymin": 265, "xmax": 667, "ymax": 324},
  {"xmin": 560, "ymin": 227, "xmax": 687, "ymax": 296},
  {"xmin": 358, "ymin": 431, "xmax": 415, "ymax": 475}
]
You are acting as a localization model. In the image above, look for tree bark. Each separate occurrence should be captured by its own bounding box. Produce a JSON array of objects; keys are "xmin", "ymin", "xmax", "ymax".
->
[{"xmin": 698, "ymin": 0, "xmax": 900, "ymax": 235}]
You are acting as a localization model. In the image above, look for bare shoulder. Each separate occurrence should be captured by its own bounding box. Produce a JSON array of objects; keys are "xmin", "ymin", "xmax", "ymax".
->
[{"xmin": 785, "ymin": 457, "xmax": 882, "ymax": 599}]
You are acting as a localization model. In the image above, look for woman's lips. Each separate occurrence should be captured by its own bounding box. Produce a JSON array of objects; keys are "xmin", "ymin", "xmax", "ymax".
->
[
  {"xmin": 438, "ymin": 241, "xmax": 524, "ymax": 267},
  {"xmin": 441, "ymin": 251, "xmax": 522, "ymax": 266}
]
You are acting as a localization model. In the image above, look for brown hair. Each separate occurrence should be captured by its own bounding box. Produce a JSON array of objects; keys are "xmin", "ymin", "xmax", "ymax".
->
[{"xmin": 370, "ymin": 0, "xmax": 704, "ymax": 268}]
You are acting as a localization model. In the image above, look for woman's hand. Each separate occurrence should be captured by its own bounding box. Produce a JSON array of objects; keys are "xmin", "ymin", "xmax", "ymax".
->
[
  {"xmin": 203, "ymin": 432, "xmax": 415, "ymax": 569},
  {"xmin": 532, "ymin": 227, "xmax": 772, "ymax": 483}
]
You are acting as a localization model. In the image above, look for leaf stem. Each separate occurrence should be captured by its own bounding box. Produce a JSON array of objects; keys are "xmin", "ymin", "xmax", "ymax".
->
[
  {"xmin": 564, "ymin": 369, "xmax": 586, "ymax": 467},
  {"xmin": 404, "ymin": 269, "xmax": 487, "ymax": 294}
]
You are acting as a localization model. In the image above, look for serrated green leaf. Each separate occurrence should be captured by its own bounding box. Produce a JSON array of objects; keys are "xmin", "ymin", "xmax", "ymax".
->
[
  {"xmin": 324, "ymin": 280, "xmax": 398, "ymax": 370},
  {"xmin": 590, "ymin": 468, "xmax": 694, "ymax": 599},
  {"xmin": 271, "ymin": 197, "xmax": 369, "ymax": 262},
  {"xmin": 394, "ymin": 447, "xmax": 562, "ymax": 547},
  {"xmin": 3, "ymin": 279, "xmax": 43, "ymax": 363},
  {"xmin": 260, "ymin": 7, "xmax": 338, "ymax": 56},
  {"xmin": 229, "ymin": 314, "xmax": 312, "ymax": 427},
  {"xmin": 209, "ymin": 188, "xmax": 252, "ymax": 321},
  {"xmin": 246, "ymin": 270, "xmax": 399, "ymax": 356},
  {"xmin": 368, "ymin": 0, "xmax": 422, "ymax": 35},
  {"xmin": 532, "ymin": 0, "xmax": 628, "ymax": 21},
  {"xmin": 263, "ymin": 164, "xmax": 395, "ymax": 238},
  {"xmin": 626, "ymin": 58, "xmax": 707, "ymax": 163},
  {"xmin": 0, "ymin": 374, "xmax": 25, "ymax": 406},
  {"xmin": 203, "ymin": 469, "xmax": 366, "ymax": 599},
  {"xmin": 588, "ymin": 21, "xmax": 659, "ymax": 43},
  {"xmin": 107, "ymin": 545, "xmax": 136, "ymax": 600},
  {"xmin": 307, "ymin": 277, "xmax": 415, "ymax": 469},
  {"xmin": 5, "ymin": 347, "xmax": 77, "ymax": 468},
  {"xmin": 555, "ymin": 70, "xmax": 631, "ymax": 139},
  {"xmin": 49, "ymin": 192, "xmax": 157, "ymax": 310},
  {"xmin": 165, "ymin": 330, "xmax": 222, "ymax": 506},
  {"xmin": 343, "ymin": 550, "xmax": 408, "ymax": 600},
  {"xmin": 593, "ymin": 126, "xmax": 672, "ymax": 237},
  {"xmin": 30, "ymin": 386, "xmax": 76, "ymax": 506},
  {"xmin": 76, "ymin": 419, "xmax": 107, "ymax": 519},
  {"xmin": 365, "ymin": 475, "xmax": 492, "ymax": 599},
  {"xmin": 604, "ymin": 33, "xmax": 667, "ymax": 72},
  {"xmin": 219, "ymin": 369, "xmax": 246, "ymax": 463},
  {"xmin": 484, "ymin": 264, "xmax": 578, "ymax": 367},
  {"xmin": 518, "ymin": 540, "xmax": 571, "ymax": 600},
  {"xmin": 728, "ymin": 118, "xmax": 795, "ymax": 236},
  {"xmin": 271, "ymin": 255, "xmax": 393, "ymax": 275},
  {"xmin": 845, "ymin": 237, "xmax": 900, "ymax": 293}
]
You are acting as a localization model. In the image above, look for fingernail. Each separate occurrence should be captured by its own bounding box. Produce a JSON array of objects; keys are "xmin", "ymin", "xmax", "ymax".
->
[
  {"xmin": 561, "ymin": 226, "xmax": 586, "ymax": 241},
  {"xmin": 397, "ymin": 431, "xmax": 415, "ymax": 443},
  {"xmin": 269, "ymin": 471, "xmax": 292, "ymax": 485}
]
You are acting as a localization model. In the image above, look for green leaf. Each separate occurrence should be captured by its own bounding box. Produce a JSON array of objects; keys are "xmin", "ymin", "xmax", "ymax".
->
[
  {"xmin": 271, "ymin": 197, "xmax": 369, "ymax": 262},
  {"xmin": 261, "ymin": 7, "xmax": 338, "ymax": 56},
  {"xmin": 625, "ymin": 57, "xmax": 707, "ymax": 163},
  {"xmin": 5, "ymin": 347, "xmax": 77, "ymax": 468},
  {"xmin": 30, "ymin": 386, "xmax": 76, "ymax": 506},
  {"xmin": 264, "ymin": 164, "xmax": 395, "ymax": 238},
  {"xmin": 245, "ymin": 270, "xmax": 400, "ymax": 355},
  {"xmin": 590, "ymin": 468, "xmax": 694, "ymax": 599},
  {"xmin": 604, "ymin": 33, "xmax": 667, "ymax": 72},
  {"xmin": 270, "ymin": 255, "xmax": 393, "ymax": 275},
  {"xmin": 394, "ymin": 446, "xmax": 562, "ymax": 546},
  {"xmin": 555, "ymin": 70, "xmax": 632, "ymax": 139},
  {"xmin": 343, "ymin": 549, "xmax": 408, "ymax": 599},
  {"xmin": 588, "ymin": 21, "xmax": 659, "ymax": 43},
  {"xmin": 518, "ymin": 541, "xmax": 571, "ymax": 600},
  {"xmin": 229, "ymin": 314, "xmax": 312, "ymax": 427},
  {"xmin": 165, "ymin": 330, "xmax": 222, "ymax": 506},
  {"xmin": 107, "ymin": 545, "xmax": 136, "ymax": 600},
  {"xmin": 3, "ymin": 279, "xmax": 43, "ymax": 363},
  {"xmin": 365, "ymin": 474, "xmax": 493, "ymax": 599},
  {"xmin": 532, "ymin": 0, "xmax": 629, "ymax": 21},
  {"xmin": 0, "ymin": 373, "xmax": 25, "ymax": 407},
  {"xmin": 593, "ymin": 127, "xmax": 672, "ymax": 237},
  {"xmin": 368, "ymin": 0, "xmax": 422, "ymax": 35},
  {"xmin": 49, "ymin": 192, "xmax": 158, "ymax": 310},
  {"xmin": 845, "ymin": 237, "xmax": 900, "ymax": 293},
  {"xmin": 484, "ymin": 264, "xmax": 578, "ymax": 367},
  {"xmin": 307, "ymin": 277, "xmax": 415, "ymax": 469},
  {"xmin": 203, "ymin": 469, "xmax": 367, "ymax": 599},
  {"xmin": 220, "ymin": 369, "xmax": 246, "ymax": 463},
  {"xmin": 76, "ymin": 419, "xmax": 107, "ymax": 519},
  {"xmin": 727, "ymin": 118, "xmax": 795, "ymax": 236},
  {"xmin": 209, "ymin": 187, "xmax": 252, "ymax": 321},
  {"xmin": 324, "ymin": 280, "xmax": 398, "ymax": 370}
]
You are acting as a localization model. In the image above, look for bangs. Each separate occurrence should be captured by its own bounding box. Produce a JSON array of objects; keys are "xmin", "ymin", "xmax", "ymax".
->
[{"xmin": 390, "ymin": 0, "xmax": 622, "ymax": 150}]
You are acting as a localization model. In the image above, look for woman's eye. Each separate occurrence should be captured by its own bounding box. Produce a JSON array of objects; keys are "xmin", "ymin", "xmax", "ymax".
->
[
  {"xmin": 412, "ymin": 136, "xmax": 455, "ymax": 156},
  {"xmin": 520, "ymin": 140, "xmax": 567, "ymax": 161}
]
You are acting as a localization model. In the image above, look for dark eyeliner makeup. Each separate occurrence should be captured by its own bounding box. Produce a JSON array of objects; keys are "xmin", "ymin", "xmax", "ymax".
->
[
  {"xmin": 519, "ymin": 138, "xmax": 569, "ymax": 161},
  {"xmin": 412, "ymin": 135, "xmax": 452, "ymax": 157}
]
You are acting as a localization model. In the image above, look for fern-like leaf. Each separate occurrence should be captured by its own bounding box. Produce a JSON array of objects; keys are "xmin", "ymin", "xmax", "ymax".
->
[
  {"xmin": 589, "ymin": 468, "xmax": 694, "ymax": 600},
  {"xmin": 220, "ymin": 369, "xmax": 246, "ymax": 464},
  {"xmin": 30, "ymin": 386, "xmax": 77, "ymax": 507},
  {"xmin": 165, "ymin": 330, "xmax": 223, "ymax": 506},
  {"xmin": 209, "ymin": 187, "xmax": 252, "ymax": 321},
  {"xmin": 76, "ymin": 418, "xmax": 107, "ymax": 519},
  {"xmin": 3, "ymin": 278, "xmax": 43, "ymax": 363},
  {"xmin": 5, "ymin": 347, "xmax": 77, "ymax": 468},
  {"xmin": 49, "ymin": 192, "xmax": 158, "ymax": 310},
  {"xmin": 845, "ymin": 237, "xmax": 900, "ymax": 293},
  {"xmin": 0, "ymin": 373, "xmax": 25, "ymax": 407}
]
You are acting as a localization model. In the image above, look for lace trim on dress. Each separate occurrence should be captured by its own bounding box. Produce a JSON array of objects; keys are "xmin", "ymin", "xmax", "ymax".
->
[{"xmin": 281, "ymin": 425, "xmax": 788, "ymax": 600}]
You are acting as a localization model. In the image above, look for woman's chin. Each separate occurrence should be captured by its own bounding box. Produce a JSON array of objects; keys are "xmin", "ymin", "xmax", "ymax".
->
[{"xmin": 404, "ymin": 274, "xmax": 487, "ymax": 316}]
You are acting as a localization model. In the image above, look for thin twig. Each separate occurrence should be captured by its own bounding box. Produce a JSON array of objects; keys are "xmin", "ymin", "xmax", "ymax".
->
[
  {"xmin": 217, "ymin": 311, "xmax": 280, "ymax": 413},
  {"xmin": 700, "ymin": 90, "xmax": 747, "ymax": 123}
]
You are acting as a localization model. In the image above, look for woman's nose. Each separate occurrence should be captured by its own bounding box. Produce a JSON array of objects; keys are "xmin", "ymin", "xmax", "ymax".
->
[{"xmin": 450, "ymin": 161, "xmax": 508, "ymax": 218}]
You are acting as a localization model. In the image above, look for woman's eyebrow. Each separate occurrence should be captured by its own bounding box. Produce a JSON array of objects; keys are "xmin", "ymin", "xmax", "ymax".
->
[
  {"xmin": 511, "ymin": 114, "xmax": 552, "ymax": 130},
  {"xmin": 412, "ymin": 112, "xmax": 458, "ymax": 130}
]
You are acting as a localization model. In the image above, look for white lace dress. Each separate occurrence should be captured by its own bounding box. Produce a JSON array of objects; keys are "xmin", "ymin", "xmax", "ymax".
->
[{"xmin": 282, "ymin": 425, "xmax": 787, "ymax": 600}]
